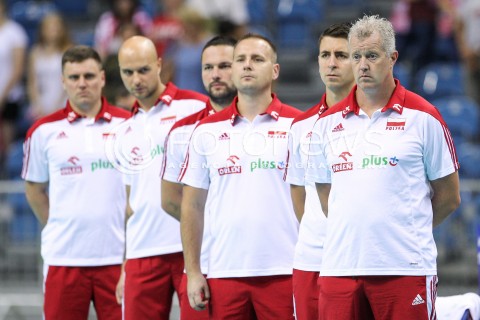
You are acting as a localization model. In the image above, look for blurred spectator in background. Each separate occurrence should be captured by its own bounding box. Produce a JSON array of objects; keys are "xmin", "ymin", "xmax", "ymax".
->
[
  {"xmin": 0, "ymin": 0, "xmax": 28, "ymax": 175},
  {"xmin": 171, "ymin": 6, "xmax": 212, "ymax": 93},
  {"xmin": 455, "ymin": 0, "xmax": 480, "ymax": 106},
  {"xmin": 94, "ymin": 0, "xmax": 152, "ymax": 59},
  {"xmin": 27, "ymin": 12, "xmax": 72, "ymax": 121},
  {"xmin": 394, "ymin": 0, "xmax": 438, "ymax": 72},
  {"xmin": 150, "ymin": 0, "xmax": 185, "ymax": 57},
  {"xmin": 390, "ymin": 0, "xmax": 411, "ymax": 58},
  {"xmin": 185, "ymin": 0, "xmax": 249, "ymax": 39},
  {"xmin": 435, "ymin": 0, "xmax": 460, "ymax": 62},
  {"xmin": 150, "ymin": 0, "xmax": 185, "ymax": 83}
]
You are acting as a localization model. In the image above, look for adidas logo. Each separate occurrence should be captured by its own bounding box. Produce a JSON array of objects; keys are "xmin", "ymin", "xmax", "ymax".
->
[
  {"xmin": 219, "ymin": 132, "xmax": 230, "ymax": 140},
  {"xmin": 332, "ymin": 123, "xmax": 344, "ymax": 132},
  {"xmin": 411, "ymin": 294, "xmax": 425, "ymax": 306},
  {"xmin": 56, "ymin": 131, "xmax": 68, "ymax": 139}
]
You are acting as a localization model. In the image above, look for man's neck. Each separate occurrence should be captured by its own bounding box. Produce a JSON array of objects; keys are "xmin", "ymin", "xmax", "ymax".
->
[
  {"xmin": 138, "ymin": 83, "xmax": 166, "ymax": 111},
  {"xmin": 325, "ymin": 86, "xmax": 352, "ymax": 107},
  {"xmin": 71, "ymin": 101, "xmax": 102, "ymax": 119},
  {"xmin": 236, "ymin": 91, "xmax": 273, "ymax": 122},
  {"xmin": 356, "ymin": 79, "xmax": 396, "ymax": 118},
  {"xmin": 210, "ymin": 100, "xmax": 228, "ymax": 113}
]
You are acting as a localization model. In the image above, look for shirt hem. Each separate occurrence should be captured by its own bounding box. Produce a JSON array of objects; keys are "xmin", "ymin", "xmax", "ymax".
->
[{"xmin": 207, "ymin": 269, "xmax": 293, "ymax": 278}]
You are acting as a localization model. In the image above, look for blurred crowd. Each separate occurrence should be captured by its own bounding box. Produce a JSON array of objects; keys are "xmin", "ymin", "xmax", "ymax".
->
[{"xmin": 0, "ymin": 0, "xmax": 479, "ymax": 177}]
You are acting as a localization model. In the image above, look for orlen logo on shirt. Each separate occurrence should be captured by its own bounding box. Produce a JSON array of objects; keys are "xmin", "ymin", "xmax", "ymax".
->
[
  {"xmin": 218, "ymin": 155, "xmax": 242, "ymax": 176},
  {"xmin": 361, "ymin": 155, "xmax": 399, "ymax": 169},
  {"xmin": 61, "ymin": 156, "xmax": 82, "ymax": 175},
  {"xmin": 332, "ymin": 151, "xmax": 353, "ymax": 173},
  {"xmin": 250, "ymin": 158, "xmax": 286, "ymax": 172}
]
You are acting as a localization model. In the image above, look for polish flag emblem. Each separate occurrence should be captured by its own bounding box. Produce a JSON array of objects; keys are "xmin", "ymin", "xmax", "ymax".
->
[{"xmin": 386, "ymin": 118, "xmax": 406, "ymax": 130}]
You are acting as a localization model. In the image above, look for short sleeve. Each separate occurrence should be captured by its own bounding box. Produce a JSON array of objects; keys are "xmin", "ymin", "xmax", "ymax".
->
[
  {"xmin": 423, "ymin": 114, "xmax": 458, "ymax": 181},
  {"xmin": 305, "ymin": 119, "xmax": 331, "ymax": 184},
  {"xmin": 179, "ymin": 126, "xmax": 210, "ymax": 190},
  {"xmin": 285, "ymin": 123, "xmax": 307, "ymax": 186},
  {"xmin": 22, "ymin": 128, "xmax": 49, "ymax": 183},
  {"xmin": 162, "ymin": 126, "xmax": 192, "ymax": 182}
]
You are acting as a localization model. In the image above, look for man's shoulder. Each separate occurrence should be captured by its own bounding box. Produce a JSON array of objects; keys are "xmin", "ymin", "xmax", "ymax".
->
[
  {"xmin": 173, "ymin": 88, "xmax": 209, "ymax": 103},
  {"xmin": 403, "ymin": 89, "xmax": 443, "ymax": 120},
  {"xmin": 26, "ymin": 109, "xmax": 67, "ymax": 139},
  {"xmin": 170, "ymin": 107, "xmax": 211, "ymax": 132},
  {"xmin": 197, "ymin": 107, "xmax": 232, "ymax": 127},
  {"xmin": 106, "ymin": 105, "xmax": 132, "ymax": 119},
  {"xmin": 279, "ymin": 103, "xmax": 302, "ymax": 118},
  {"xmin": 291, "ymin": 103, "xmax": 324, "ymax": 126}
]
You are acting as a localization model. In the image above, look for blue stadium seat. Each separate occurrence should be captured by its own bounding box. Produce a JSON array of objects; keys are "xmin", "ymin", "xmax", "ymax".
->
[
  {"xmin": 414, "ymin": 62, "xmax": 466, "ymax": 100},
  {"xmin": 457, "ymin": 142, "xmax": 480, "ymax": 179},
  {"xmin": 275, "ymin": 0, "xmax": 323, "ymax": 50},
  {"xmin": 8, "ymin": 1, "xmax": 57, "ymax": 46},
  {"xmin": 139, "ymin": 0, "xmax": 157, "ymax": 17},
  {"xmin": 53, "ymin": 0, "xmax": 89, "ymax": 17},
  {"xmin": 246, "ymin": 0, "xmax": 268, "ymax": 25},
  {"xmin": 325, "ymin": 0, "xmax": 362, "ymax": 6},
  {"xmin": 7, "ymin": 191, "xmax": 38, "ymax": 243},
  {"xmin": 431, "ymin": 95, "xmax": 480, "ymax": 140},
  {"xmin": 5, "ymin": 140, "xmax": 39, "ymax": 243},
  {"xmin": 393, "ymin": 62, "xmax": 411, "ymax": 89}
]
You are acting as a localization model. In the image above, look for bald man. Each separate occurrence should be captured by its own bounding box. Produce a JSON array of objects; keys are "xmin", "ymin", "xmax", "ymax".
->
[{"xmin": 113, "ymin": 36, "xmax": 208, "ymax": 320}]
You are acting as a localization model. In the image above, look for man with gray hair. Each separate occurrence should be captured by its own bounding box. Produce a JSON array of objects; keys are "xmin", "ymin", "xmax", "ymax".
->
[{"xmin": 306, "ymin": 15, "xmax": 460, "ymax": 319}]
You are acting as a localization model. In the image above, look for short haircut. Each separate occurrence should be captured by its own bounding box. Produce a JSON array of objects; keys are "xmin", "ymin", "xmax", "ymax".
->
[
  {"xmin": 62, "ymin": 45, "xmax": 102, "ymax": 71},
  {"xmin": 235, "ymin": 33, "xmax": 278, "ymax": 62},
  {"xmin": 348, "ymin": 15, "xmax": 396, "ymax": 57},
  {"xmin": 318, "ymin": 22, "xmax": 352, "ymax": 47},
  {"xmin": 202, "ymin": 35, "xmax": 237, "ymax": 54}
]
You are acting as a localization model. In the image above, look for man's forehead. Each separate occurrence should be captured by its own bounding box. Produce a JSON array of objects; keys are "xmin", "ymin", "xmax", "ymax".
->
[
  {"xmin": 120, "ymin": 60, "xmax": 155, "ymax": 70},
  {"xmin": 63, "ymin": 60, "xmax": 100, "ymax": 72},
  {"xmin": 119, "ymin": 50, "xmax": 156, "ymax": 66},
  {"xmin": 350, "ymin": 34, "xmax": 382, "ymax": 49},
  {"xmin": 234, "ymin": 38, "xmax": 271, "ymax": 54},
  {"xmin": 202, "ymin": 46, "xmax": 234, "ymax": 62},
  {"xmin": 320, "ymin": 37, "xmax": 349, "ymax": 51}
]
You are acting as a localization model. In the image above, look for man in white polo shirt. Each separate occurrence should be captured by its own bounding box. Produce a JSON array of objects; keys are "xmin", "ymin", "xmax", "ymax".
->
[
  {"xmin": 114, "ymin": 36, "xmax": 207, "ymax": 320},
  {"xmin": 306, "ymin": 15, "xmax": 460, "ymax": 319},
  {"xmin": 284, "ymin": 22, "xmax": 354, "ymax": 320},
  {"xmin": 180, "ymin": 34, "xmax": 301, "ymax": 319},
  {"xmin": 160, "ymin": 35, "xmax": 237, "ymax": 320},
  {"xmin": 22, "ymin": 45, "xmax": 130, "ymax": 320}
]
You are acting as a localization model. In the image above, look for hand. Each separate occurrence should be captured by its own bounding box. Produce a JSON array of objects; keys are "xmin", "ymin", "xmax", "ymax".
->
[
  {"xmin": 115, "ymin": 270, "xmax": 125, "ymax": 305},
  {"xmin": 187, "ymin": 272, "xmax": 210, "ymax": 311}
]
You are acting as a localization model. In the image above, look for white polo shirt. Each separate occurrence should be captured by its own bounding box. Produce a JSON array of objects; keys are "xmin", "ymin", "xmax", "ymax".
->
[
  {"xmin": 162, "ymin": 101, "xmax": 215, "ymax": 274},
  {"xmin": 22, "ymin": 99, "xmax": 130, "ymax": 266},
  {"xmin": 285, "ymin": 95, "xmax": 328, "ymax": 272},
  {"xmin": 180, "ymin": 95, "xmax": 301, "ymax": 278},
  {"xmin": 306, "ymin": 81, "xmax": 459, "ymax": 276},
  {"xmin": 109, "ymin": 82, "xmax": 207, "ymax": 259}
]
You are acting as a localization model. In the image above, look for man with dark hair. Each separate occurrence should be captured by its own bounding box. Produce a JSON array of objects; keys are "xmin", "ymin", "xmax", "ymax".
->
[
  {"xmin": 161, "ymin": 34, "xmax": 237, "ymax": 320},
  {"xmin": 22, "ymin": 45, "xmax": 130, "ymax": 320},
  {"xmin": 180, "ymin": 34, "xmax": 300, "ymax": 319},
  {"xmin": 284, "ymin": 22, "xmax": 354, "ymax": 320}
]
